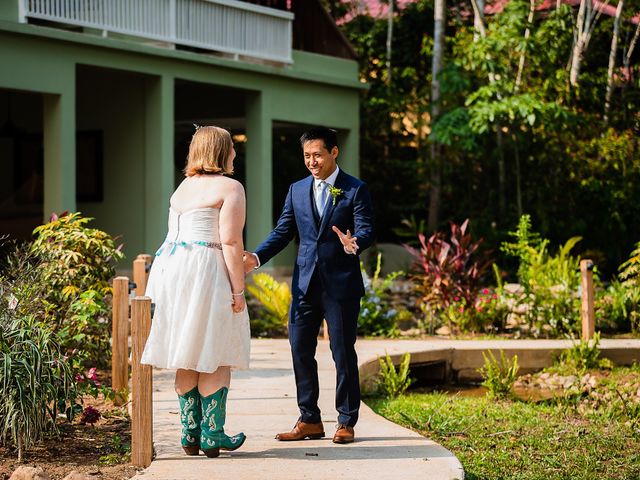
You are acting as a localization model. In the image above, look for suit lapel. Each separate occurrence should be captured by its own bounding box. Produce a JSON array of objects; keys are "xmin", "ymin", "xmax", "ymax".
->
[{"xmin": 318, "ymin": 170, "xmax": 346, "ymax": 236}]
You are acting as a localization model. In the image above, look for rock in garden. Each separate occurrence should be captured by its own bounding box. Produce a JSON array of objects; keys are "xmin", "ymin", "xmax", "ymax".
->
[
  {"xmin": 435, "ymin": 325, "xmax": 450, "ymax": 336},
  {"xmin": 9, "ymin": 466, "xmax": 51, "ymax": 480},
  {"xmin": 62, "ymin": 471, "xmax": 96, "ymax": 480}
]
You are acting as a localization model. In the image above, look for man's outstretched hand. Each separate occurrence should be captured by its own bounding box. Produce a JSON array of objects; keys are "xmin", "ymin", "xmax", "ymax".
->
[
  {"xmin": 242, "ymin": 250, "xmax": 258, "ymax": 273},
  {"xmin": 332, "ymin": 226, "xmax": 359, "ymax": 255}
]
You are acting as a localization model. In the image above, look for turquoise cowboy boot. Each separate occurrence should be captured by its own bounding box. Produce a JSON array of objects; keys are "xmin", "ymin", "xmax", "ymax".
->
[
  {"xmin": 200, "ymin": 387, "xmax": 246, "ymax": 458},
  {"xmin": 178, "ymin": 387, "xmax": 201, "ymax": 455}
]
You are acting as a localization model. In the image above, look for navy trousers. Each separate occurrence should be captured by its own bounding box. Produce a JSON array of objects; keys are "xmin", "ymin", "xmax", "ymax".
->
[{"xmin": 289, "ymin": 270, "xmax": 361, "ymax": 427}]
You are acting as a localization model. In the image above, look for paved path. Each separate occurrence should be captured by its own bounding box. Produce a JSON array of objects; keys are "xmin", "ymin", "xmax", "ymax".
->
[{"xmin": 133, "ymin": 338, "xmax": 465, "ymax": 480}]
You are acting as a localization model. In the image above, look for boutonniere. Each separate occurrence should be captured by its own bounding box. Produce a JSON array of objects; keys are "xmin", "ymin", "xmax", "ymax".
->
[{"xmin": 327, "ymin": 185, "xmax": 344, "ymax": 205}]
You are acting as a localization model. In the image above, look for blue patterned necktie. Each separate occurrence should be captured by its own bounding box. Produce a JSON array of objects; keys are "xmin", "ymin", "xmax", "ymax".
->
[{"xmin": 316, "ymin": 181, "xmax": 328, "ymax": 217}]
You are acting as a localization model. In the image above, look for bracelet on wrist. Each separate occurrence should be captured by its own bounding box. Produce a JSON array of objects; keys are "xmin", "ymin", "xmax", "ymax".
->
[{"xmin": 231, "ymin": 290, "xmax": 245, "ymax": 296}]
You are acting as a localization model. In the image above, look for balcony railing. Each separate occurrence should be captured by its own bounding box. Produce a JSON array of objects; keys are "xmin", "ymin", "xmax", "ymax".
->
[{"xmin": 22, "ymin": 0, "xmax": 294, "ymax": 64}]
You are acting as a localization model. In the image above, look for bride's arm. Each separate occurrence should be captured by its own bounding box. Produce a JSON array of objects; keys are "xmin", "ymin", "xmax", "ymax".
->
[{"xmin": 219, "ymin": 181, "xmax": 246, "ymax": 313}]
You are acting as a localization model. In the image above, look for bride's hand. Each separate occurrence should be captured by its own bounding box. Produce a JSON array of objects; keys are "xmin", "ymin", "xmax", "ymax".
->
[{"xmin": 232, "ymin": 293, "xmax": 246, "ymax": 313}]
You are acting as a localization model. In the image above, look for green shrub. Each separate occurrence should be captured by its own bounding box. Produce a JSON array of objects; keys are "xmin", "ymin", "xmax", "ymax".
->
[
  {"xmin": 359, "ymin": 253, "xmax": 403, "ymax": 337},
  {"xmin": 30, "ymin": 213, "xmax": 124, "ymax": 366},
  {"xmin": 478, "ymin": 350, "xmax": 519, "ymax": 399},
  {"xmin": 557, "ymin": 332, "xmax": 613, "ymax": 374},
  {"xmin": 596, "ymin": 279, "xmax": 640, "ymax": 333},
  {"xmin": 246, "ymin": 272, "xmax": 291, "ymax": 337},
  {"xmin": 377, "ymin": 352, "xmax": 413, "ymax": 398},
  {"xmin": 501, "ymin": 215, "xmax": 582, "ymax": 337}
]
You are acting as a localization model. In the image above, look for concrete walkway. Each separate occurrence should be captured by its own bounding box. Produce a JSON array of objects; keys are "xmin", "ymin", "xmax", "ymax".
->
[
  {"xmin": 133, "ymin": 337, "xmax": 640, "ymax": 480},
  {"xmin": 133, "ymin": 338, "xmax": 465, "ymax": 480}
]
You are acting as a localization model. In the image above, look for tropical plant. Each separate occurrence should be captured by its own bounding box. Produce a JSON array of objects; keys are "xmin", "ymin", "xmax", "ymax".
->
[
  {"xmin": 501, "ymin": 215, "xmax": 583, "ymax": 337},
  {"xmin": 0, "ymin": 312, "xmax": 77, "ymax": 462},
  {"xmin": 30, "ymin": 212, "xmax": 124, "ymax": 365},
  {"xmin": 407, "ymin": 219, "xmax": 491, "ymax": 334},
  {"xmin": 246, "ymin": 272, "xmax": 291, "ymax": 338},
  {"xmin": 478, "ymin": 350, "xmax": 519, "ymax": 399},
  {"xmin": 359, "ymin": 253, "xmax": 403, "ymax": 337},
  {"xmin": 557, "ymin": 332, "xmax": 613, "ymax": 374},
  {"xmin": 620, "ymin": 241, "xmax": 640, "ymax": 288},
  {"xmin": 377, "ymin": 352, "xmax": 413, "ymax": 398},
  {"xmin": 596, "ymin": 279, "xmax": 640, "ymax": 333}
]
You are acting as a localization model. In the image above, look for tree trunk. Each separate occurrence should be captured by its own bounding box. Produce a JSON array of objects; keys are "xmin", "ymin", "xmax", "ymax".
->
[
  {"xmin": 473, "ymin": 0, "xmax": 485, "ymax": 40},
  {"xmin": 386, "ymin": 0, "xmax": 394, "ymax": 85},
  {"xmin": 513, "ymin": 134, "xmax": 523, "ymax": 218},
  {"xmin": 428, "ymin": 0, "xmax": 446, "ymax": 232},
  {"xmin": 470, "ymin": 0, "xmax": 506, "ymax": 217},
  {"xmin": 515, "ymin": 0, "xmax": 536, "ymax": 93},
  {"xmin": 623, "ymin": 17, "xmax": 640, "ymax": 77},
  {"xmin": 570, "ymin": 0, "xmax": 609, "ymax": 87},
  {"xmin": 570, "ymin": 0, "xmax": 589, "ymax": 86},
  {"xmin": 497, "ymin": 129, "xmax": 506, "ymax": 217},
  {"xmin": 604, "ymin": 0, "xmax": 624, "ymax": 124}
]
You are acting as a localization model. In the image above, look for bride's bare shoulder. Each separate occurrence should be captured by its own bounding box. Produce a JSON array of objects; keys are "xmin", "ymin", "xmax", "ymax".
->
[{"xmin": 217, "ymin": 176, "xmax": 245, "ymax": 193}]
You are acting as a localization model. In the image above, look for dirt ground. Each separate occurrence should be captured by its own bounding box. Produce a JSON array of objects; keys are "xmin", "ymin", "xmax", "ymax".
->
[{"xmin": 0, "ymin": 395, "xmax": 140, "ymax": 480}]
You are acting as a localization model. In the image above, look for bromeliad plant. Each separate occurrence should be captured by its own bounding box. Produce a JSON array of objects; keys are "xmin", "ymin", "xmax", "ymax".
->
[{"xmin": 407, "ymin": 219, "xmax": 491, "ymax": 334}]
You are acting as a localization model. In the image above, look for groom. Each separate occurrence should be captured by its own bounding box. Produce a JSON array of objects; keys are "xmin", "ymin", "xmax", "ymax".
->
[{"xmin": 243, "ymin": 126, "xmax": 374, "ymax": 443}]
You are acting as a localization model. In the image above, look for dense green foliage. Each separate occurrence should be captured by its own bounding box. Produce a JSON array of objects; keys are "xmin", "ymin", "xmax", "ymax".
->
[
  {"xmin": 30, "ymin": 213, "xmax": 124, "ymax": 365},
  {"xmin": 0, "ymin": 213, "xmax": 124, "ymax": 458},
  {"xmin": 337, "ymin": 0, "xmax": 640, "ymax": 278},
  {"xmin": 0, "ymin": 244, "xmax": 77, "ymax": 462}
]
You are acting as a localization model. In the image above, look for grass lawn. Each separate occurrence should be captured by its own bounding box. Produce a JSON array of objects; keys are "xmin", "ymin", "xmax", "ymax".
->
[{"xmin": 366, "ymin": 368, "xmax": 640, "ymax": 480}]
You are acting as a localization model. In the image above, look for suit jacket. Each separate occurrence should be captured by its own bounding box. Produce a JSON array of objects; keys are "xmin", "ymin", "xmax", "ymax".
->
[{"xmin": 255, "ymin": 169, "xmax": 374, "ymax": 301}]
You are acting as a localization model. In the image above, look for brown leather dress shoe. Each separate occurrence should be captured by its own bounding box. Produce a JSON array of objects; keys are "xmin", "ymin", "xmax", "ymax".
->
[
  {"xmin": 275, "ymin": 420, "xmax": 325, "ymax": 441},
  {"xmin": 332, "ymin": 424, "xmax": 354, "ymax": 444}
]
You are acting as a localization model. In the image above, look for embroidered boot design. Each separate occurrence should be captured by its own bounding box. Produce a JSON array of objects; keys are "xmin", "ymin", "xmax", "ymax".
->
[
  {"xmin": 200, "ymin": 387, "xmax": 246, "ymax": 457},
  {"xmin": 178, "ymin": 387, "xmax": 201, "ymax": 455}
]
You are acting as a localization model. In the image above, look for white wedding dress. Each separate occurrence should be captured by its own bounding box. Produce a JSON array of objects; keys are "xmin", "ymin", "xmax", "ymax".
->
[{"xmin": 141, "ymin": 207, "xmax": 250, "ymax": 373}]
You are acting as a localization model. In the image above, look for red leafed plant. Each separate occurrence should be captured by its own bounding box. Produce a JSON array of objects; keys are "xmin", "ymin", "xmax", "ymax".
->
[
  {"xmin": 80, "ymin": 405, "xmax": 101, "ymax": 426},
  {"xmin": 406, "ymin": 219, "xmax": 491, "ymax": 333}
]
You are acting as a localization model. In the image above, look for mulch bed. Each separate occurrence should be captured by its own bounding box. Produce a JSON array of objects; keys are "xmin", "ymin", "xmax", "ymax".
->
[{"xmin": 0, "ymin": 395, "xmax": 140, "ymax": 480}]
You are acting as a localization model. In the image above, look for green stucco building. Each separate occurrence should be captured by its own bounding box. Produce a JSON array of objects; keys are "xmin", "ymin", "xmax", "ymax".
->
[{"xmin": 0, "ymin": 0, "xmax": 363, "ymax": 269}]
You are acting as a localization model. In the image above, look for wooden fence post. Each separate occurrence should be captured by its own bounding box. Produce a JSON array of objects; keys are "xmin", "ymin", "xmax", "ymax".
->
[
  {"xmin": 111, "ymin": 276, "xmax": 130, "ymax": 406},
  {"xmin": 580, "ymin": 259, "xmax": 595, "ymax": 340},
  {"xmin": 131, "ymin": 296, "xmax": 153, "ymax": 468},
  {"xmin": 133, "ymin": 254, "xmax": 152, "ymax": 297}
]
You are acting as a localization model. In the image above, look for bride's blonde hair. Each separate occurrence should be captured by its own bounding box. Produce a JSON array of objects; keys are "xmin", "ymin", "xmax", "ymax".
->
[{"xmin": 184, "ymin": 126, "xmax": 233, "ymax": 176}]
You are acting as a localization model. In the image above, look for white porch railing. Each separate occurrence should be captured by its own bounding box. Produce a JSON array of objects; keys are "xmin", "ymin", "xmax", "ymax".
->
[{"xmin": 22, "ymin": 0, "xmax": 294, "ymax": 64}]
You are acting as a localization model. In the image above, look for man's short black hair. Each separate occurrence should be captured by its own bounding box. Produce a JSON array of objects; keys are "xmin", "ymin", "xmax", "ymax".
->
[{"xmin": 300, "ymin": 127, "xmax": 338, "ymax": 152}]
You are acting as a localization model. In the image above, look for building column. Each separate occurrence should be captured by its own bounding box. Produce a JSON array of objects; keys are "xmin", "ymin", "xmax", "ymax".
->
[
  {"xmin": 43, "ymin": 89, "xmax": 76, "ymax": 220},
  {"xmin": 338, "ymin": 126, "xmax": 359, "ymax": 177},
  {"xmin": 245, "ymin": 92, "xmax": 273, "ymax": 251},
  {"xmin": 144, "ymin": 75, "xmax": 174, "ymax": 252}
]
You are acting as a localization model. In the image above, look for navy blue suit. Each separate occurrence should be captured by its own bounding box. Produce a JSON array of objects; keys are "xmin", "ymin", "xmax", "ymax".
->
[{"xmin": 255, "ymin": 169, "xmax": 374, "ymax": 426}]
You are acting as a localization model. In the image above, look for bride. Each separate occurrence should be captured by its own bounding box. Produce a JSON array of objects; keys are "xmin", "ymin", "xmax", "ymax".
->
[{"xmin": 141, "ymin": 125, "xmax": 250, "ymax": 458}]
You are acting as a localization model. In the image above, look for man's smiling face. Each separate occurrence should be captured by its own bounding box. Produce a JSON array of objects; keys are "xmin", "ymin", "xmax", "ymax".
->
[{"xmin": 303, "ymin": 139, "xmax": 338, "ymax": 180}]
